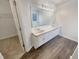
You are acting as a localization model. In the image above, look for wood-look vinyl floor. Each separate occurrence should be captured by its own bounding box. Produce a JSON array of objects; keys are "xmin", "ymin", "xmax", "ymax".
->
[
  {"xmin": 21, "ymin": 36, "xmax": 78, "ymax": 59},
  {"xmin": 0, "ymin": 36, "xmax": 24, "ymax": 59}
]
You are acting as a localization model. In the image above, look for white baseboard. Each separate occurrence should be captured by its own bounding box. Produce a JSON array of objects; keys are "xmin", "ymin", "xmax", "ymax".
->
[
  {"xmin": 71, "ymin": 47, "xmax": 78, "ymax": 59},
  {"xmin": 59, "ymin": 34, "xmax": 78, "ymax": 42},
  {"xmin": 0, "ymin": 34, "xmax": 17, "ymax": 40},
  {"xmin": 59, "ymin": 34, "xmax": 78, "ymax": 59},
  {"xmin": 0, "ymin": 53, "xmax": 4, "ymax": 59},
  {"xmin": 60, "ymin": 34, "xmax": 78, "ymax": 59},
  {"xmin": 70, "ymin": 56, "xmax": 72, "ymax": 59},
  {"xmin": 25, "ymin": 45, "xmax": 33, "ymax": 52}
]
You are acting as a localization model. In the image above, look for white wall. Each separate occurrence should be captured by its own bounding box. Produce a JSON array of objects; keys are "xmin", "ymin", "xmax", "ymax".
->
[
  {"xmin": 56, "ymin": 0, "xmax": 78, "ymax": 59},
  {"xmin": 56, "ymin": 0, "xmax": 78, "ymax": 42},
  {"xmin": 0, "ymin": 0, "xmax": 17, "ymax": 39}
]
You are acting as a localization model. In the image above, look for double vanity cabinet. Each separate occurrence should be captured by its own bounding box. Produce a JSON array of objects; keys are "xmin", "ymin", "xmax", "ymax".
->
[{"xmin": 32, "ymin": 25, "xmax": 61, "ymax": 49}]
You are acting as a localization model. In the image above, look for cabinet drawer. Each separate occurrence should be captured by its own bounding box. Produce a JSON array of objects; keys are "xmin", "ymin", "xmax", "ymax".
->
[
  {"xmin": 33, "ymin": 28, "xmax": 60, "ymax": 49},
  {"xmin": 39, "ymin": 28, "xmax": 60, "ymax": 41},
  {"xmin": 37, "ymin": 29, "xmax": 60, "ymax": 47}
]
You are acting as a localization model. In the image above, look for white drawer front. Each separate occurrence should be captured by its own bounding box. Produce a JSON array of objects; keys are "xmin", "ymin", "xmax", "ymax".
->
[{"xmin": 34, "ymin": 28, "xmax": 60, "ymax": 49}]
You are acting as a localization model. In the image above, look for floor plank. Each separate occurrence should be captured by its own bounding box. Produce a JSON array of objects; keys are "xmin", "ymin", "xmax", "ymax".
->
[
  {"xmin": 0, "ymin": 36, "xmax": 24, "ymax": 59},
  {"xmin": 21, "ymin": 35, "xmax": 78, "ymax": 59}
]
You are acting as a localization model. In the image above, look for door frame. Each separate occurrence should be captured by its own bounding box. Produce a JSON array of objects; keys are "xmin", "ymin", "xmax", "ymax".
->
[{"xmin": 9, "ymin": 0, "xmax": 25, "ymax": 50}]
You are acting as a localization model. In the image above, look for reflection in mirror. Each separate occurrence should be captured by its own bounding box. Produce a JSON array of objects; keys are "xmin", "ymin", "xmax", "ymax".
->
[{"xmin": 31, "ymin": 4, "xmax": 56, "ymax": 27}]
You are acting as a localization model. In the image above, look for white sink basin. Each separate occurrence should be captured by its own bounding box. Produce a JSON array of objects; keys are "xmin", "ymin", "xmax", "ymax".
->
[{"xmin": 34, "ymin": 28, "xmax": 44, "ymax": 33}]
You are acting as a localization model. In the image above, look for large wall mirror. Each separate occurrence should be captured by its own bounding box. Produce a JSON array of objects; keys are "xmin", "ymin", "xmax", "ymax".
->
[{"xmin": 31, "ymin": 3, "xmax": 56, "ymax": 27}]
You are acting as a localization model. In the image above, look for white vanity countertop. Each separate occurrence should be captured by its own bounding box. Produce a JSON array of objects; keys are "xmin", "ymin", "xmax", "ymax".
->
[{"xmin": 32, "ymin": 25, "xmax": 61, "ymax": 36}]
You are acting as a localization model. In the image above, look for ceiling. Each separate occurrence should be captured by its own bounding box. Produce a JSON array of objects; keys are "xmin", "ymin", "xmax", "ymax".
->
[
  {"xmin": 48, "ymin": 0, "xmax": 68, "ymax": 4},
  {"xmin": 31, "ymin": 0, "xmax": 72, "ymax": 6}
]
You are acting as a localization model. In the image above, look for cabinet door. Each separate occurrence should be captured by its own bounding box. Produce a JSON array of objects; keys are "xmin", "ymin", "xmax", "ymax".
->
[
  {"xmin": 41, "ymin": 29, "xmax": 60, "ymax": 43},
  {"xmin": 34, "ymin": 29, "xmax": 60, "ymax": 49}
]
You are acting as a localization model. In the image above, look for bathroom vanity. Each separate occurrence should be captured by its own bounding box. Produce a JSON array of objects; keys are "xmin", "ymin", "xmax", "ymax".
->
[
  {"xmin": 31, "ymin": 2, "xmax": 59, "ymax": 49},
  {"xmin": 32, "ymin": 25, "xmax": 61, "ymax": 49}
]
